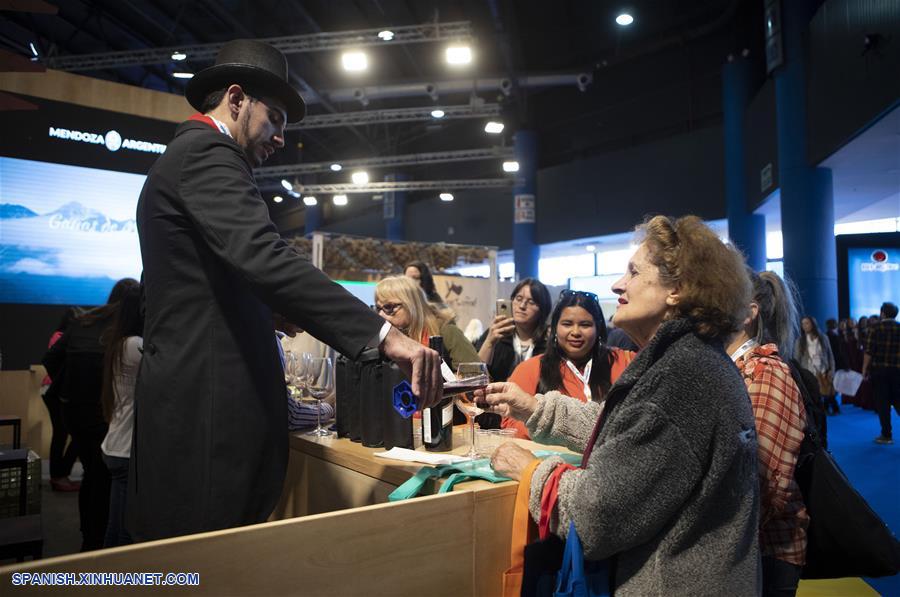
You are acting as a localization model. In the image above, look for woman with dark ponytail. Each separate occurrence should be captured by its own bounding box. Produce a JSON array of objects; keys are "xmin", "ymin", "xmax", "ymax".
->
[
  {"xmin": 404, "ymin": 261, "xmax": 444, "ymax": 306},
  {"xmin": 503, "ymin": 290, "xmax": 635, "ymax": 438},
  {"xmin": 726, "ymin": 270, "xmax": 808, "ymax": 596},
  {"xmin": 100, "ymin": 283, "xmax": 144, "ymax": 547},
  {"xmin": 41, "ymin": 277, "xmax": 140, "ymax": 551}
]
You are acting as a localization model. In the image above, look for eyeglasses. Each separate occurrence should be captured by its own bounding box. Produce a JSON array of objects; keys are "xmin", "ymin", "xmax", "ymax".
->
[
  {"xmin": 375, "ymin": 302, "xmax": 404, "ymax": 316},
  {"xmin": 559, "ymin": 289, "xmax": 599, "ymax": 302},
  {"xmin": 512, "ymin": 295, "xmax": 538, "ymax": 308}
]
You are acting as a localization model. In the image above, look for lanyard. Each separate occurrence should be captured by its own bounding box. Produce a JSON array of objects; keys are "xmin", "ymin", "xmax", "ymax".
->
[
  {"xmin": 564, "ymin": 359, "xmax": 592, "ymax": 400},
  {"xmin": 729, "ymin": 338, "xmax": 758, "ymax": 364},
  {"xmin": 512, "ymin": 334, "xmax": 534, "ymax": 363},
  {"xmin": 189, "ymin": 113, "xmax": 233, "ymax": 138},
  {"xmin": 209, "ymin": 116, "xmax": 233, "ymax": 138}
]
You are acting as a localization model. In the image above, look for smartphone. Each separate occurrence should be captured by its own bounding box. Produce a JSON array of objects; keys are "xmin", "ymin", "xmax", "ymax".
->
[{"xmin": 496, "ymin": 298, "xmax": 512, "ymax": 317}]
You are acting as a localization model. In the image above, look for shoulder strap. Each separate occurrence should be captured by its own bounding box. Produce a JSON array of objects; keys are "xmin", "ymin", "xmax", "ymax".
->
[{"xmin": 787, "ymin": 360, "xmax": 824, "ymax": 455}]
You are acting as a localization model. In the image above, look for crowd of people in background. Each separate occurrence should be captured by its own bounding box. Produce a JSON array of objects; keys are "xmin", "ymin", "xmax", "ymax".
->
[{"xmin": 33, "ymin": 215, "xmax": 899, "ymax": 595}]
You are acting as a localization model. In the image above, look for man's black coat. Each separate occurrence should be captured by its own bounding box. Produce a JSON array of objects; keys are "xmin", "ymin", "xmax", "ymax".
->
[{"xmin": 130, "ymin": 120, "xmax": 383, "ymax": 541}]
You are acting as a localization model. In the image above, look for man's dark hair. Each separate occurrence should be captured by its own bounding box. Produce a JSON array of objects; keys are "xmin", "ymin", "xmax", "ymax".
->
[
  {"xmin": 199, "ymin": 87, "xmax": 228, "ymax": 114},
  {"xmin": 826, "ymin": 318, "xmax": 837, "ymax": 330},
  {"xmin": 881, "ymin": 302, "xmax": 899, "ymax": 319}
]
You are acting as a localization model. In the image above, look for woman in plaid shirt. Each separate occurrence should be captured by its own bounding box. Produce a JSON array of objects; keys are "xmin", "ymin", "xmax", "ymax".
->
[{"xmin": 727, "ymin": 270, "xmax": 808, "ymax": 597}]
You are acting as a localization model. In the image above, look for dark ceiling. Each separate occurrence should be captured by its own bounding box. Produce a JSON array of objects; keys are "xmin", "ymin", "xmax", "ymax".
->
[{"xmin": 1, "ymin": 0, "xmax": 766, "ymax": 224}]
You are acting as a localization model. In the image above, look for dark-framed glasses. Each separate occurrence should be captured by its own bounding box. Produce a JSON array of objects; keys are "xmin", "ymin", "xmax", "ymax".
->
[{"xmin": 375, "ymin": 302, "xmax": 404, "ymax": 316}]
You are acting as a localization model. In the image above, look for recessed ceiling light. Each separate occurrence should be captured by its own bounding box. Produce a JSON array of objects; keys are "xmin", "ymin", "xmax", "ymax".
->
[
  {"xmin": 330, "ymin": 163, "xmax": 342, "ymax": 172},
  {"xmin": 172, "ymin": 72, "xmax": 194, "ymax": 79},
  {"xmin": 616, "ymin": 13, "xmax": 634, "ymax": 26},
  {"xmin": 377, "ymin": 30, "xmax": 394, "ymax": 41},
  {"xmin": 171, "ymin": 51, "xmax": 187, "ymax": 61},
  {"xmin": 342, "ymin": 51, "xmax": 368, "ymax": 72},
  {"xmin": 484, "ymin": 121, "xmax": 504, "ymax": 134},
  {"xmin": 280, "ymin": 179, "xmax": 293, "ymax": 191},
  {"xmin": 351, "ymin": 171, "xmax": 369, "ymax": 185},
  {"xmin": 333, "ymin": 194, "xmax": 348, "ymax": 206},
  {"xmin": 29, "ymin": 42, "xmax": 39, "ymax": 57},
  {"xmin": 273, "ymin": 195, "xmax": 283, "ymax": 203},
  {"xmin": 502, "ymin": 161, "xmax": 520, "ymax": 172},
  {"xmin": 440, "ymin": 193, "xmax": 454, "ymax": 202},
  {"xmin": 585, "ymin": 244, "xmax": 596, "ymax": 252},
  {"xmin": 303, "ymin": 196, "xmax": 318, "ymax": 206},
  {"xmin": 431, "ymin": 109, "xmax": 445, "ymax": 119},
  {"xmin": 445, "ymin": 46, "xmax": 472, "ymax": 65}
]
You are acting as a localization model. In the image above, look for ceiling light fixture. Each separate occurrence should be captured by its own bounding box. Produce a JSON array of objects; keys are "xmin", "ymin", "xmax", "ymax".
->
[
  {"xmin": 377, "ymin": 30, "xmax": 394, "ymax": 41},
  {"xmin": 440, "ymin": 193, "xmax": 454, "ymax": 202},
  {"xmin": 616, "ymin": 13, "xmax": 634, "ymax": 26},
  {"xmin": 29, "ymin": 42, "xmax": 39, "ymax": 57},
  {"xmin": 445, "ymin": 45, "xmax": 472, "ymax": 65},
  {"xmin": 280, "ymin": 179, "xmax": 293, "ymax": 191},
  {"xmin": 585, "ymin": 244, "xmax": 596, "ymax": 252},
  {"xmin": 303, "ymin": 196, "xmax": 318, "ymax": 206},
  {"xmin": 333, "ymin": 194, "xmax": 348, "ymax": 206},
  {"xmin": 484, "ymin": 121, "xmax": 505, "ymax": 134},
  {"xmin": 273, "ymin": 195, "xmax": 283, "ymax": 203},
  {"xmin": 502, "ymin": 161, "xmax": 520, "ymax": 172},
  {"xmin": 351, "ymin": 171, "xmax": 369, "ymax": 185},
  {"xmin": 342, "ymin": 51, "xmax": 368, "ymax": 72},
  {"xmin": 330, "ymin": 163, "xmax": 343, "ymax": 172},
  {"xmin": 431, "ymin": 109, "xmax": 446, "ymax": 119},
  {"xmin": 171, "ymin": 51, "xmax": 187, "ymax": 61},
  {"xmin": 172, "ymin": 72, "xmax": 194, "ymax": 79}
]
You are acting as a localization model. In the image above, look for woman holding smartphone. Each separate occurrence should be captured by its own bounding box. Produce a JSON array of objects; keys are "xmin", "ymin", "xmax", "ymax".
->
[
  {"xmin": 475, "ymin": 278, "xmax": 552, "ymax": 383},
  {"xmin": 501, "ymin": 290, "xmax": 634, "ymax": 438}
]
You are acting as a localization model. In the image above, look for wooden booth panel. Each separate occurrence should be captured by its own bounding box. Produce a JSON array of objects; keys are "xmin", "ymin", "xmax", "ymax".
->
[
  {"xmin": 0, "ymin": 491, "xmax": 476, "ymax": 597},
  {"xmin": 0, "ymin": 367, "xmax": 51, "ymax": 457}
]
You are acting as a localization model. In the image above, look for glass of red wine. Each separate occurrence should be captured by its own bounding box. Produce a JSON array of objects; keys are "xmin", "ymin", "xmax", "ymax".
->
[{"xmin": 452, "ymin": 362, "xmax": 490, "ymax": 459}]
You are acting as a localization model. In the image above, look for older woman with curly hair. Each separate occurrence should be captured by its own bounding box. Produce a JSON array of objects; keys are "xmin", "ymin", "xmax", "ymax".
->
[{"xmin": 483, "ymin": 216, "xmax": 760, "ymax": 596}]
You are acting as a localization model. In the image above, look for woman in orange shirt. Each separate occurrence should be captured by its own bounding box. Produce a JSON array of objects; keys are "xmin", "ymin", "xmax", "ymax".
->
[{"xmin": 504, "ymin": 290, "xmax": 635, "ymax": 438}]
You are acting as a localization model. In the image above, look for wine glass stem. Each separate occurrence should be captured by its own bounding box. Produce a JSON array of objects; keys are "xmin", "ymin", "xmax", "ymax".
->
[
  {"xmin": 316, "ymin": 398, "xmax": 322, "ymax": 433},
  {"xmin": 468, "ymin": 415, "xmax": 475, "ymax": 457}
]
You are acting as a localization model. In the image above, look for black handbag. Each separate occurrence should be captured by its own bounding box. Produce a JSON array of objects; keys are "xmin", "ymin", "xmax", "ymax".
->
[
  {"xmin": 789, "ymin": 364, "xmax": 900, "ymax": 579},
  {"xmin": 795, "ymin": 445, "xmax": 900, "ymax": 579}
]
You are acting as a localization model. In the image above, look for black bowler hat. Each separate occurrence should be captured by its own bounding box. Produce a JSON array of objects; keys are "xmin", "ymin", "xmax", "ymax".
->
[{"xmin": 185, "ymin": 39, "xmax": 306, "ymax": 122}]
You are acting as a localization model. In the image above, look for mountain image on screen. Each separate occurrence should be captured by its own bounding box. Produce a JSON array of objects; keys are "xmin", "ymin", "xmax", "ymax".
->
[{"xmin": 0, "ymin": 158, "xmax": 146, "ymax": 305}]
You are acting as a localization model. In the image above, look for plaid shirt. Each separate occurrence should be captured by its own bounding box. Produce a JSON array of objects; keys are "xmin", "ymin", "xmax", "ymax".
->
[
  {"xmin": 865, "ymin": 319, "xmax": 900, "ymax": 370},
  {"xmin": 735, "ymin": 343, "xmax": 809, "ymax": 565}
]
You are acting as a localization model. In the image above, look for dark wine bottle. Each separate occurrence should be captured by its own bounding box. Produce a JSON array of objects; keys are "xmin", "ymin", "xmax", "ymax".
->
[{"xmin": 423, "ymin": 336, "xmax": 453, "ymax": 452}]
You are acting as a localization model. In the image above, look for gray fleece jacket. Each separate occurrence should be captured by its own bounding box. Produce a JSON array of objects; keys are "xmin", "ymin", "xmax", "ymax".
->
[{"xmin": 526, "ymin": 318, "xmax": 761, "ymax": 596}]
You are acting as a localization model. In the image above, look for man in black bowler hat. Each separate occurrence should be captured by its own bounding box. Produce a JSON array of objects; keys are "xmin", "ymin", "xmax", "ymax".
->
[{"xmin": 130, "ymin": 39, "xmax": 442, "ymax": 541}]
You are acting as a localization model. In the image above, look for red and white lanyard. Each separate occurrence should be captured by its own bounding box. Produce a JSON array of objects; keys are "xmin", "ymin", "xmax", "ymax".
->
[
  {"xmin": 209, "ymin": 116, "xmax": 233, "ymax": 138},
  {"xmin": 564, "ymin": 359, "xmax": 592, "ymax": 400}
]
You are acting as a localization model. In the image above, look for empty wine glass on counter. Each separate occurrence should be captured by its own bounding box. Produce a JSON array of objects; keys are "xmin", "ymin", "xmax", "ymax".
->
[
  {"xmin": 453, "ymin": 362, "xmax": 489, "ymax": 459},
  {"xmin": 305, "ymin": 356, "xmax": 334, "ymax": 437},
  {"xmin": 284, "ymin": 351, "xmax": 303, "ymax": 400}
]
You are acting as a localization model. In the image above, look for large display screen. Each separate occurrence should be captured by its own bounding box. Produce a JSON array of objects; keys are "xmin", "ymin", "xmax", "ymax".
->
[
  {"xmin": 847, "ymin": 247, "xmax": 900, "ymax": 319},
  {"xmin": 0, "ymin": 156, "xmax": 145, "ymax": 305}
]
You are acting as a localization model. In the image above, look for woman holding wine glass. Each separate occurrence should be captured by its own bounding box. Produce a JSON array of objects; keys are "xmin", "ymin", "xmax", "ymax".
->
[
  {"xmin": 502, "ymin": 290, "xmax": 635, "ymax": 438},
  {"xmin": 480, "ymin": 216, "xmax": 761, "ymax": 594}
]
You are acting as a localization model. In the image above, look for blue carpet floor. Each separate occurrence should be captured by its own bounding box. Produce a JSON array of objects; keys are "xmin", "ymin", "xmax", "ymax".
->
[{"xmin": 826, "ymin": 403, "xmax": 900, "ymax": 596}]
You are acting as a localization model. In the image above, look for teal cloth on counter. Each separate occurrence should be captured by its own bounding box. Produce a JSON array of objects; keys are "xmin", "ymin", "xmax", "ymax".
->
[{"xmin": 388, "ymin": 451, "xmax": 582, "ymax": 502}]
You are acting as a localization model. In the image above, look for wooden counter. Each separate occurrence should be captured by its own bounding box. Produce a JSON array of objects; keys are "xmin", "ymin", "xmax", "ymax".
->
[
  {"xmin": 273, "ymin": 425, "xmax": 532, "ymax": 518},
  {"xmin": 0, "ymin": 426, "xmax": 576, "ymax": 596}
]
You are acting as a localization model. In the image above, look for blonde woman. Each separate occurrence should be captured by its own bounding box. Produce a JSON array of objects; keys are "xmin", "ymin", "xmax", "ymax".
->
[{"xmin": 375, "ymin": 276, "xmax": 479, "ymax": 371}]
